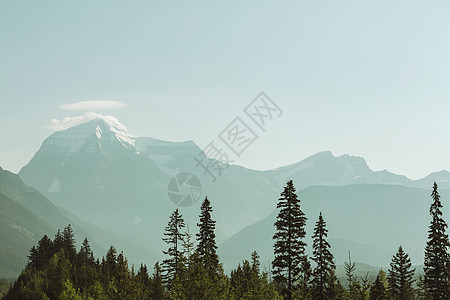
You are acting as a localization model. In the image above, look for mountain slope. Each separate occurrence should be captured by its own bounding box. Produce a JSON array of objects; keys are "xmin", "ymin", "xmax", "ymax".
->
[
  {"xmin": 18, "ymin": 117, "xmax": 283, "ymax": 251},
  {"xmin": 0, "ymin": 192, "xmax": 54, "ymax": 279},
  {"xmin": 268, "ymin": 151, "xmax": 412, "ymax": 189},
  {"xmin": 0, "ymin": 166, "xmax": 160, "ymax": 278},
  {"xmin": 17, "ymin": 115, "xmax": 450, "ymax": 275},
  {"xmin": 218, "ymin": 184, "xmax": 449, "ymax": 271}
]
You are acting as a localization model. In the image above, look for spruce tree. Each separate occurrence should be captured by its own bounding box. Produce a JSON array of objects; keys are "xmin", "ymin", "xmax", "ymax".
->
[
  {"xmin": 424, "ymin": 182, "xmax": 450, "ymax": 299},
  {"xmin": 344, "ymin": 251, "xmax": 356, "ymax": 286},
  {"xmin": 370, "ymin": 274, "xmax": 388, "ymax": 300},
  {"xmin": 162, "ymin": 208, "xmax": 186, "ymax": 288},
  {"xmin": 27, "ymin": 235, "xmax": 54, "ymax": 270},
  {"xmin": 251, "ymin": 251, "xmax": 261, "ymax": 274},
  {"xmin": 196, "ymin": 196, "xmax": 219, "ymax": 275},
  {"xmin": 136, "ymin": 264, "xmax": 151, "ymax": 299},
  {"xmin": 78, "ymin": 238, "xmax": 95, "ymax": 266},
  {"xmin": 272, "ymin": 180, "xmax": 308, "ymax": 300},
  {"xmin": 150, "ymin": 262, "xmax": 166, "ymax": 299},
  {"xmin": 311, "ymin": 212, "xmax": 336, "ymax": 300},
  {"xmin": 62, "ymin": 224, "xmax": 77, "ymax": 262},
  {"xmin": 388, "ymin": 246, "xmax": 415, "ymax": 300},
  {"xmin": 54, "ymin": 229, "xmax": 64, "ymax": 252},
  {"xmin": 76, "ymin": 238, "xmax": 96, "ymax": 293},
  {"xmin": 182, "ymin": 223, "xmax": 195, "ymax": 265}
]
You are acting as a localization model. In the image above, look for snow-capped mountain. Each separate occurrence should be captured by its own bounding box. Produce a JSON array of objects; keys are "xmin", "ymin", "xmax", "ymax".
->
[
  {"xmin": 17, "ymin": 114, "xmax": 450, "ymax": 271},
  {"xmin": 18, "ymin": 115, "xmax": 281, "ymax": 253},
  {"xmin": 40, "ymin": 116, "xmax": 137, "ymax": 159}
]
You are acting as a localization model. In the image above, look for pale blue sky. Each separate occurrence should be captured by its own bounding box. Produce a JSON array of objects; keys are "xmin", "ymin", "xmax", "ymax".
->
[{"xmin": 1, "ymin": 1, "xmax": 450, "ymax": 179}]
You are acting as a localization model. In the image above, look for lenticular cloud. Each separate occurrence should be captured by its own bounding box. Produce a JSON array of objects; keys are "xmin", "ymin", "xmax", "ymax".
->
[{"xmin": 60, "ymin": 100, "xmax": 127, "ymax": 111}]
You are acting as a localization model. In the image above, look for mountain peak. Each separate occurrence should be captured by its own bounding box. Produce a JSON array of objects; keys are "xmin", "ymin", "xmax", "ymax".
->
[
  {"xmin": 417, "ymin": 169, "xmax": 450, "ymax": 186},
  {"xmin": 306, "ymin": 150, "xmax": 334, "ymax": 160},
  {"xmin": 80, "ymin": 116, "xmax": 135, "ymax": 148},
  {"xmin": 36, "ymin": 114, "xmax": 137, "ymax": 162},
  {"xmin": 83, "ymin": 115, "xmax": 129, "ymax": 134}
]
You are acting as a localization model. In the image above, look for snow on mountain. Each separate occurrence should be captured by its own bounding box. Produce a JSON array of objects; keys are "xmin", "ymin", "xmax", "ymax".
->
[
  {"xmin": 17, "ymin": 114, "xmax": 450, "ymax": 274},
  {"xmin": 37, "ymin": 116, "xmax": 138, "ymax": 168}
]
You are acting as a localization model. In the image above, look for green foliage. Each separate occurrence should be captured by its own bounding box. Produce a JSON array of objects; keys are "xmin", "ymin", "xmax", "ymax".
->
[
  {"xmin": 162, "ymin": 209, "xmax": 186, "ymax": 289},
  {"xmin": 5, "ymin": 180, "xmax": 448, "ymax": 300},
  {"xmin": 311, "ymin": 212, "xmax": 337, "ymax": 300},
  {"xmin": 230, "ymin": 252, "xmax": 281, "ymax": 299},
  {"xmin": 424, "ymin": 182, "xmax": 450, "ymax": 299},
  {"xmin": 344, "ymin": 251, "xmax": 356, "ymax": 286},
  {"xmin": 272, "ymin": 180, "xmax": 308, "ymax": 299},
  {"xmin": 369, "ymin": 273, "xmax": 388, "ymax": 300},
  {"xmin": 196, "ymin": 196, "xmax": 219, "ymax": 276},
  {"xmin": 387, "ymin": 246, "xmax": 415, "ymax": 300},
  {"xmin": 4, "ymin": 226, "xmax": 169, "ymax": 300},
  {"xmin": 0, "ymin": 279, "xmax": 11, "ymax": 298},
  {"xmin": 344, "ymin": 253, "xmax": 371, "ymax": 300},
  {"xmin": 415, "ymin": 275, "xmax": 432, "ymax": 300}
]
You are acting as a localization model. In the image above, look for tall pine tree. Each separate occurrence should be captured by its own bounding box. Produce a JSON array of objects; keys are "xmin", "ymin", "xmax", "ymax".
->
[
  {"xmin": 162, "ymin": 208, "xmax": 186, "ymax": 288},
  {"xmin": 62, "ymin": 224, "xmax": 77, "ymax": 262},
  {"xmin": 388, "ymin": 246, "xmax": 415, "ymax": 300},
  {"xmin": 196, "ymin": 196, "xmax": 219, "ymax": 275},
  {"xmin": 424, "ymin": 182, "xmax": 450, "ymax": 299},
  {"xmin": 272, "ymin": 180, "xmax": 308, "ymax": 300},
  {"xmin": 311, "ymin": 212, "xmax": 336, "ymax": 300},
  {"xmin": 370, "ymin": 274, "xmax": 388, "ymax": 300}
]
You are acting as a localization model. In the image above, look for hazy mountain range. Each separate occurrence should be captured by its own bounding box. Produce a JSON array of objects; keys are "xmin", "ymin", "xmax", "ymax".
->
[{"xmin": 2, "ymin": 115, "xmax": 449, "ymax": 277}]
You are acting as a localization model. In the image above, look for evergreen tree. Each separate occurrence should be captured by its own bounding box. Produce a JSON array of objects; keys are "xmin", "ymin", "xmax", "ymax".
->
[
  {"xmin": 230, "ymin": 255, "xmax": 282, "ymax": 299},
  {"xmin": 162, "ymin": 208, "xmax": 186, "ymax": 288},
  {"xmin": 54, "ymin": 229, "xmax": 64, "ymax": 252},
  {"xmin": 27, "ymin": 234, "xmax": 54, "ymax": 270},
  {"xmin": 103, "ymin": 246, "xmax": 117, "ymax": 282},
  {"xmin": 424, "ymin": 182, "xmax": 450, "ymax": 300},
  {"xmin": 115, "ymin": 252, "xmax": 133, "ymax": 299},
  {"xmin": 78, "ymin": 238, "xmax": 95, "ymax": 266},
  {"xmin": 196, "ymin": 196, "xmax": 219, "ymax": 275},
  {"xmin": 415, "ymin": 275, "xmax": 431, "ymax": 300},
  {"xmin": 272, "ymin": 180, "xmax": 308, "ymax": 300},
  {"xmin": 76, "ymin": 238, "xmax": 96, "ymax": 294},
  {"xmin": 150, "ymin": 262, "xmax": 166, "ymax": 299},
  {"xmin": 311, "ymin": 212, "xmax": 336, "ymax": 300},
  {"xmin": 136, "ymin": 264, "xmax": 151, "ymax": 299},
  {"xmin": 344, "ymin": 251, "xmax": 356, "ymax": 286},
  {"xmin": 47, "ymin": 249, "xmax": 72, "ymax": 299},
  {"xmin": 251, "ymin": 250, "xmax": 261, "ymax": 274},
  {"xmin": 62, "ymin": 224, "xmax": 77, "ymax": 262},
  {"xmin": 370, "ymin": 274, "xmax": 388, "ymax": 300},
  {"xmin": 182, "ymin": 223, "xmax": 195, "ymax": 266},
  {"xmin": 344, "ymin": 251, "xmax": 372, "ymax": 299},
  {"xmin": 388, "ymin": 246, "xmax": 415, "ymax": 300}
]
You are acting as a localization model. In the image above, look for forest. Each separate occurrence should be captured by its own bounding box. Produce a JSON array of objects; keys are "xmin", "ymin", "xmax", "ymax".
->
[{"xmin": 2, "ymin": 180, "xmax": 449, "ymax": 300}]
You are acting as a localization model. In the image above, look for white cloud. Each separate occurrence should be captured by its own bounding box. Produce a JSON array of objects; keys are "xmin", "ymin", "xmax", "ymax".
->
[
  {"xmin": 59, "ymin": 100, "xmax": 127, "ymax": 111},
  {"xmin": 44, "ymin": 111, "xmax": 106, "ymax": 131}
]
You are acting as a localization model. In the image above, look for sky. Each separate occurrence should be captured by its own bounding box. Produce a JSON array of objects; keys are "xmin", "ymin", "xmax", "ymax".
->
[{"xmin": 1, "ymin": 1, "xmax": 450, "ymax": 180}]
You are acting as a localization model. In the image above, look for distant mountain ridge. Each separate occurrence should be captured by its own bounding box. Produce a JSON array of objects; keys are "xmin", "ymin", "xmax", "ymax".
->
[
  {"xmin": 219, "ymin": 184, "xmax": 450, "ymax": 271},
  {"xmin": 269, "ymin": 150, "xmax": 450, "ymax": 189},
  {"xmin": 15, "ymin": 114, "xmax": 450, "ymax": 274}
]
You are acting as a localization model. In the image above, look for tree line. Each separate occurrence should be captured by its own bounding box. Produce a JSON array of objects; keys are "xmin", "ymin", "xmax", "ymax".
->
[
  {"xmin": 3, "ymin": 181, "xmax": 450, "ymax": 299},
  {"xmin": 271, "ymin": 180, "xmax": 450, "ymax": 300}
]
